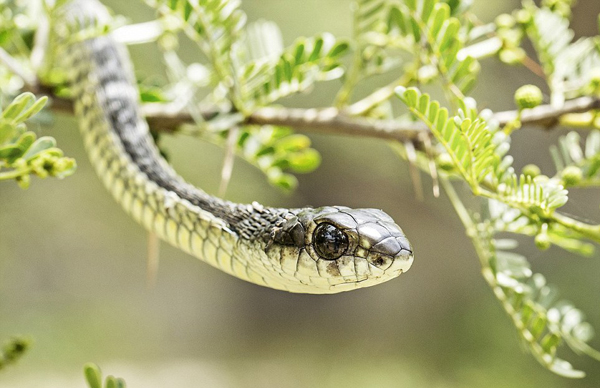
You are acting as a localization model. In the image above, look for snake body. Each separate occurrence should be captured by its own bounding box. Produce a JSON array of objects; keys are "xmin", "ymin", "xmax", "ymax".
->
[{"xmin": 58, "ymin": 0, "xmax": 414, "ymax": 294}]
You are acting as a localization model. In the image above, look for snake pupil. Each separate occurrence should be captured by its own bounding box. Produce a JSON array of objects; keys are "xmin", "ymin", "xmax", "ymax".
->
[{"xmin": 314, "ymin": 223, "xmax": 349, "ymax": 260}]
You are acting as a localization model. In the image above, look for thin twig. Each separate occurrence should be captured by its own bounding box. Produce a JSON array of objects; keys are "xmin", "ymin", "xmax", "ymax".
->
[
  {"xmin": 165, "ymin": 96, "xmax": 600, "ymax": 140},
  {"xmin": 218, "ymin": 126, "xmax": 238, "ymax": 197},
  {"xmin": 146, "ymin": 231, "xmax": 160, "ymax": 288},
  {"xmin": 521, "ymin": 55, "xmax": 546, "ymax": 79},
  {"xmin": 114, "ymin": 21, "xmax": 163, "ymax": 45},
  {"xmin": 346, "ymin": 71, "xmax": 413, "ymax": 116},
  {"xmin": 0, "ymin": 47, "xmax": 36, "ymax": 87},
  {"xmin": 247, "ymin": 106, "xmax": 427, "ymax": 141},
  {"xmin": 30, "ymin": 14, "xmax": 49, "ymax": 75},
  {"xmin": 404, "ymin": 140, "xmax": 423, "ymax": 201},
  {"xmin": 421, "ymin": 132, "xmax": 439, "ymax": 198}
]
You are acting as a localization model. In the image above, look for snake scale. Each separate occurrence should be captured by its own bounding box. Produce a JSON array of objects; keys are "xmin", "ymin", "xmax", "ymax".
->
[{"xmin": 57, "ymin": 0, "xmax": 414, "ymax": 294}]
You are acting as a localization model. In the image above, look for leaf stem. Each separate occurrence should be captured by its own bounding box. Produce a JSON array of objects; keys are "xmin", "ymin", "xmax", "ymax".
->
[
  {"xmin": 440, "ymin": 176, "xmax": 476, "ymax": 233},
  {"xmin": 0, "ymin": 168, "xmax": 28, "ymax": 181},
  {"xmin": 346, "ymin": 70, "xmax": 414, "ymax": 116}
]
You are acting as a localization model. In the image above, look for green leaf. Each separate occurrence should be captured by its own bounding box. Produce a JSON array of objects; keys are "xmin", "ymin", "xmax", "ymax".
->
[
  {"xmin": 2, "ymin": 92, "xmax": 36, "ymax": 121},
  {"xmin": 386, "ymin": 1, "xmax": 480, "ymax": 95},
  {"xmin": 275, "ymin": 134, "xmax": 311, "ymax": 152},
  {"xmin": 0, "ymin": 122, "xmax": 17, "ymax": 144},
  {"xmin": 0, "ymin": 336, "xmax": 30, "ymax": 369},
  {"xmin": 150, "ymin": 0, "xmax": 247, "ymax": 86},
  {"xmin": 308, "ymin": 36, "xmax": 324, "ymax": 62},
  {"xmin": 0, "ymin": 145, "xmax": 23, "ymax": 161},
  {"xmin": 16, "ymin": 131, "xmax": 36, "ymax": 152},
  {"xmin": 267, "ymin": 169, "xmax": 297, "ymax": 191},
  {"xmin": 16, "ymin": 96, "xmax": 48, "ymax": 122},
  {"xmin": 548, "ymin": 361, "xmax": 585, "ymax": 379},
  {"xmin": 287, "ymin": 148, "xmax": 321, "ymax": 173},
  {"xmin": 83, "ymin": 363, "xmax": 103, "ymax": 388},
  {"xmin": 541, "ymin": 333, "xmax": 561, "ymax": 353},
  {"xmin": 422, "ymin": 0, "xmax": 435, "ymax": 23},
  {"xmin": 431, "ymin": 4, "xmax": 450, "ymax": 38},
  {"xmin": 105, "ymin": 376, "xmax": 126, "ymax": 388},
  {"xmin": 22, "ymin": 136, "xmax": 57, "ymax": 160},
  {"xmin": 197, "ymin": 124, "xmax": 319, "ymax": 191},
  {"xmin": 293, "ymin": 42, "xmax": 306, "ymax": 63},
  {"xmin": 328, "ymin": 41, "xmax": 349, "ymax": 58},
  {"xmin": 240, "ymin": 33, "xmax": 348, "ymax": 106},
  {"xmin": 475, "ymin": 220, "xmax": 600, "ymax": 378},
  {"xmin": 409, "ymin": 16, "xmax": 421, "ymax": 42},
  {"xmin": 245, "ymin": 20, "xmax": 284, "ymax": 61},
  {"xmin": 530, "ymin": 315, "xmax": 547, "ymax": 338},
  {"xmin": 396, "ymin": 87, "xmax": 499, "ymax": 187},
  {"xmin": 388, "ymin": 6, "xmax": 407, "ymax": 35},
  {"xmin": 397, "ymin": 87, "xmax": 568, "ymax": 213},
  {"xmin": 139, "ymin": 81, "xmax": 169, "ymax": 103},
  {"xmin": 439, "ymin": 19, "xmax": 460, "ymax": 52}
]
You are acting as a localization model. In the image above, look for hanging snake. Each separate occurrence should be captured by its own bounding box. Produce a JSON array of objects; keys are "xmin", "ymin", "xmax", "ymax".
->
[{"xmin": 55, "ymin": 0, "xmax": 414, "ymax": 294}]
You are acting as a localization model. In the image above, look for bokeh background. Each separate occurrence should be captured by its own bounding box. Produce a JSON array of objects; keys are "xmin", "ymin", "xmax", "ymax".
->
[{"xmin": 2, "ymin": 0, "xmax": 600, "ymax": 387}]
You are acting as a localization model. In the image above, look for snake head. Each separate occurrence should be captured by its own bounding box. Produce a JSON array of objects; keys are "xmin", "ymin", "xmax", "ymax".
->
[{"xmin": 266, "ymin": 206, "xmax": 413, "ymax": 293}]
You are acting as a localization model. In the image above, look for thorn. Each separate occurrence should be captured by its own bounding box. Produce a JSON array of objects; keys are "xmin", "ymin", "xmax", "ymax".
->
[
  {"xmin": 404, "ymin": 140, "xmax": 424, "ymax": 201},
  {"xmin": 146, "ymin": 231, "xmax": 160, "ymax": 289},
  {"xmin": 421, "ymin": 132, "xmax": 440, "ymax": 198},
  {"xmin": 30, "ymin": 13, "xmax": 49, "ymax": 74},
  {"xmin": 218, "ymin": 126, "xmax": 238, "ymax": 198}
]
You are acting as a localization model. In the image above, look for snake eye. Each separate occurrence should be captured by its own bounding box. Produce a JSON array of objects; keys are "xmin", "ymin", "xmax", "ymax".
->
[{"xmin": 313, "ymin": 223, "xmax": 348, "ymax": 260}]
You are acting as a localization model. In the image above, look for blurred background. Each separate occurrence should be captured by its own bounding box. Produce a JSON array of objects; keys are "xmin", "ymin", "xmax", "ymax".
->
[{"xmin": 1, "ymin": 0, "xmax": 600, "ymax": 387}]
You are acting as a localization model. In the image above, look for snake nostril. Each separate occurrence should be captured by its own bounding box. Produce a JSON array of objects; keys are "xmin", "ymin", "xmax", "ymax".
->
[
  {"xmin": 397, "ymin": 235, "xmax": 412, "ymax": 253},
  {"xmin": 368, "ymin": 255, "xmax": 392, "ymax": 270}
]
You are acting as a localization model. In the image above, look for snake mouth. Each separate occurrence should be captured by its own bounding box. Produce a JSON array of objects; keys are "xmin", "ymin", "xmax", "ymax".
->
[
  {"xmin": 359, "ymin": 230, "xmax": 413, "ymax": 272},
  {"xmin": 326, "ymin": 248, "xmax": 413, "ymax": 292},
  {"xmin": 366, "ymin": 246, "xmax": 414, "ymax": 274}
]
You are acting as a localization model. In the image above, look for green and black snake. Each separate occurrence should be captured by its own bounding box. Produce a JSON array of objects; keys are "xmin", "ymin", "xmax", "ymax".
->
[{"xmin": 56, "ymin": 0, "xmax": 414, "ymax": 294}]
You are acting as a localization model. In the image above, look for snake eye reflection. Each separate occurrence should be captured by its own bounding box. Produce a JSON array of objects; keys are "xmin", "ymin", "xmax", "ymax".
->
[{"xmin": 313, "ymin": 223, "xmax": 349, "ymax": 260}]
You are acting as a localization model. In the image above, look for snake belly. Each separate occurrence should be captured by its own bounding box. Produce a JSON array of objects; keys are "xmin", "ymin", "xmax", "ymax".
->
[{"xmin": 58, "ymin": 0, "xmax": 414, "ymax": 294}]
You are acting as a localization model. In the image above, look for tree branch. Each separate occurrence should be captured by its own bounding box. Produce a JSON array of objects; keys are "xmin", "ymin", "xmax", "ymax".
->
[
  {"xmin": 33, "ymin": 84, "xmax": 600, "ymax": 143},
  {"xmin": 248, "ymin": 107, "xmax": 427, "ymax": 141}
]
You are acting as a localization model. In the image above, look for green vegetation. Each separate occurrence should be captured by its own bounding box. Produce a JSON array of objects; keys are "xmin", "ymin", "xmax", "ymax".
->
[
  {"xmin": 84, "ymin": 363, "xmax": 126, "ymax": 388},
  {"xmin": 0, "ymin": 93, "xmax": 75, "ymax": 188},
  {"xmin": 0, "ymin": 337, "xmax": 30, "ymax": 371}
]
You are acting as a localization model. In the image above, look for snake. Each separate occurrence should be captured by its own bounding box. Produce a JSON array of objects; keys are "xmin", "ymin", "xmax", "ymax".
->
[{"xmin": 56, "ymin": 0, "xmax": 414, "ymax": 294}]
